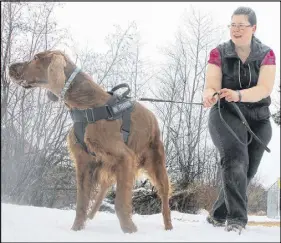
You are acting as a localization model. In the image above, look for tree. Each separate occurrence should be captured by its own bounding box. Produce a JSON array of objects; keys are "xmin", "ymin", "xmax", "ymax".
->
[
  {"xmin": 1, "ymin": 2, "xmax": 74, "ymax": 207},
  {"xmin": 152, "ymin": 7, "xmax": 224, "ymax": 188},
  {"xmin": 75, "ymin": 22, "xmax": 152, "ymax": 99}
]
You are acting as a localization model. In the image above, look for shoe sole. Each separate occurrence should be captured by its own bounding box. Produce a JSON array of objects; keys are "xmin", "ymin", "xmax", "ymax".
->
[
  {"xmin": 225, "ymin": 225, "xmax": 244, "ymax": 235},
  {"xmin": 207, "ymin": 216, "xmax": 225, "ymax": 227}
]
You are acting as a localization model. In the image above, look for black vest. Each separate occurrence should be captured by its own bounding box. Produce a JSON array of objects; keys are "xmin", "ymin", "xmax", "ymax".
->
[{"xmin": 217, "ymin": 36, "xmax": 271, "ymax": 107}]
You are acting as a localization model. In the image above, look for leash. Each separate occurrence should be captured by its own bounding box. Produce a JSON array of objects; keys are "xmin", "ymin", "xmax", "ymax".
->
[
  {"xmin": 139, "ymin": 94, "xmax": 271, "ymax": 153},
  {"xmin": 213, "ymin": 92, "xmax": 270, "ymax": 153},
  {"xmin": 138, "ymin": 97, "xmax": 203, "ymax": 105}
]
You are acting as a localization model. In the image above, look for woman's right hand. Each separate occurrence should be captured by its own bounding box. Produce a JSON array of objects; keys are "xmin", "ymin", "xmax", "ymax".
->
[{"xmin": 203, "ymin": 89, "xmax": 219, "ymax": 108}]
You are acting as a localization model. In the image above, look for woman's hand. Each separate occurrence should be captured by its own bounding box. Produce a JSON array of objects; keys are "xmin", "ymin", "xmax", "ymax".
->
[
  {"xmin": 219, "ymin": 88, "xmax": 240, "ymax": 102},
  {"xmin": 203, "ymin": 88, "xmax": 219, "ymax": 108}
]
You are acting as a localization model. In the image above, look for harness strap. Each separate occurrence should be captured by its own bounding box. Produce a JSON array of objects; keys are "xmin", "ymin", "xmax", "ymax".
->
[
  {"xmin": 70, "ymin": 106, "xmax": 112, "ymax": 123},
  {"xmin": 74, "ymin": 122, "xmax": 88, "ymax": 149},
  {"xmin": 73, "ymin": 122, "xmax": 96, "ymax": 156},
  {"xmin": 121, "ymin": 108, "xmax": 132, "ymax": 143},
  {"xmin": 70, "ymin": 97, "xmax": 135, "ymax": 122}
]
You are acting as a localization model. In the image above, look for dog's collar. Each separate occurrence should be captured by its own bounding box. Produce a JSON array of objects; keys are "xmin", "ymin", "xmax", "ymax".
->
[{"xmin": 60, "ymin": 67, "xmax": 81, "ymax": 99}]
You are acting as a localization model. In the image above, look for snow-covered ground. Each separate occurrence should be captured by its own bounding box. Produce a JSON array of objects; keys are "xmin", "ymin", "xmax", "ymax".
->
[{"xmin": 2, "ymin": 203, "xmax": 280, "ymax": 242}]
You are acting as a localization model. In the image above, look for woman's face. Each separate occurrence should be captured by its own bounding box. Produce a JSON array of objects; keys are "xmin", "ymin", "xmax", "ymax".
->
[{"xmin": 229, "ymin": 14, "xmax": 256, "ymax": 47}]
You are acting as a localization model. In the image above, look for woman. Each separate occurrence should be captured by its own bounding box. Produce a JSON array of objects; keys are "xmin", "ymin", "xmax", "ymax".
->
[{"xmin": 203, "ymin": 6, "xmax": 276, "ymax": 233}]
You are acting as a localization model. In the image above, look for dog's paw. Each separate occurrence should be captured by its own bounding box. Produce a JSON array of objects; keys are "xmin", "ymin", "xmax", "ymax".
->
[
  {"xmin": 165, "ymin": 223, "xmax": 173, "ymax": 230},
  {"xmin": 87, "ymin": 212, "xmax": 95, "ymax": 220},
  {"xmin": 71, "ymin": 220, "xmax": 85, "ymax": 231},
  {"xmin": 121, "ymin": 222, "xmax": 138, "ymax": 233}
]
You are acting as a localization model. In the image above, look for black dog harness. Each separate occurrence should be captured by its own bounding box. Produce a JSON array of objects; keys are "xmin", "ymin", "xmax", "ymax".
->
[
  {"xmin": 69, "ymin": 83, "xmax": 135, "ymax": 155},
  {"xmin": 60, "ymin": 69, "xmax": 135, "ymax": 155}
]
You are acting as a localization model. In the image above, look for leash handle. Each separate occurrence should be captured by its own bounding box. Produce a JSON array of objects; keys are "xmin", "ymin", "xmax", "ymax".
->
[
  {"xmin": 230, "ymin": 102, "xmax": 271, "ymax": 153},
  {"xmin": 216, "ymin": 96, "xmax": 253, "ymax": 147},
  {"xmin": 213, "ymin": 92, "xmax": 271, "ymax": 153}
]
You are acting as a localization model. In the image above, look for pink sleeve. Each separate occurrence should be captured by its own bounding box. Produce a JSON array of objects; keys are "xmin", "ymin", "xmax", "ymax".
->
[
  {"xmin": 208, "ymin": 48, "xmax": 221, "ymax": 67},
  {"xmin": 261, "ymin": 50, "xmax": 276, "ymax": 65}
]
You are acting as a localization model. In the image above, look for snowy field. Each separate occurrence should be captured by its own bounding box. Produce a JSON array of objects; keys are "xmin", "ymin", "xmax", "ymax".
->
[{"xmin": 2, "ymin": 203, "xmax": 280, "ymax": 242}]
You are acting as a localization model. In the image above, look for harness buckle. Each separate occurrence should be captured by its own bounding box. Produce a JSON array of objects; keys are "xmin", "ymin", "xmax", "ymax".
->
[
  {"xmin": 85, "ymin": 110, "xmax": 90, "ymax": 122},
  {"xmin": 85, "ymin": 109, "xmax": 95, "ymax": 123},
  {"xmin": 106, "ymin": 105, "xmax": 115, "ymax": 120},
  {"xmin": 91, "ymin": 108, "xmax": 95, "ymax": 122}
]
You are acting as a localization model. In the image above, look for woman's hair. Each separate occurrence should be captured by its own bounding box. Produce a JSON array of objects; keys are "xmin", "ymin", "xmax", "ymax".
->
[{"xmin": 232, "ymin": 6, "xmax": 257, "ymax": 26}]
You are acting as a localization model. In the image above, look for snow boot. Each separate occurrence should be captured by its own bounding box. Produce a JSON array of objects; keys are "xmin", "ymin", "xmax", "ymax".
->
[{"xmin": 206, "ymin": 215, "xmax": 225, "ymax": 227}]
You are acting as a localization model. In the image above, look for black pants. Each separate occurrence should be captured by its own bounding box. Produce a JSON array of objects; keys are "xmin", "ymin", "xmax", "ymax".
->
[{"xmin": 208, "ymin": 103, "xmax": 272, "ymax": 226}]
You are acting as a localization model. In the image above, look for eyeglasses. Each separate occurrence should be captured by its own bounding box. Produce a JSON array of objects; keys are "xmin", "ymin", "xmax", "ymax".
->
[{"xmin": 227, "ymin": 23, "xmax": 252, "ymax": 31}]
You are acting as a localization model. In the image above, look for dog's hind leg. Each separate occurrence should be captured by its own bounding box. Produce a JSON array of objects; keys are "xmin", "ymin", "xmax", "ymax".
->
[
  {"xmin": 143, "ymin": 140, "xmax": 173, "ymax": 230},
  {"xmin": 88, "ymin": 181, "xmax": 111, "ymax": 220}
]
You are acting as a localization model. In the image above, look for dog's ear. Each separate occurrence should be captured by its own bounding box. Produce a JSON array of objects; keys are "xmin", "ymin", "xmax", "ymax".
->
[
  {"xmin": 47, "ymin": 90, "xmax": 59, "ymax": 102},
  {"xmin": 47, "ymin": 53, "xmax": 66, "ymax": 88}
]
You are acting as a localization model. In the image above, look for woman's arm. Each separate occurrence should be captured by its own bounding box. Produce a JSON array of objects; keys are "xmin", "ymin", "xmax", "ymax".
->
[
  {"xmin": 204, "ymin": 64, "xmax": 222, "ymax": 93},
  {"xmin": 239, "ymin": 65, "xmax": 276, "ymax": 102},
  {"xmin": 203, "ymin": 48, "xmax": 223, "ymax": 107},
  {"xmin": 203, "ymin": 64, "xmax": 222, "ymax": 107}
]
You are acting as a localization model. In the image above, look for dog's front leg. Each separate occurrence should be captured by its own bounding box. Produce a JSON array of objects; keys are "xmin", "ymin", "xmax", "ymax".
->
[
  {"xmin": 115, "ymin": 153, "xmax": 138, "ymax": 233},
  {"xmin": 71, "ymin": 158, "xmax": 92, "ymax": 231}
]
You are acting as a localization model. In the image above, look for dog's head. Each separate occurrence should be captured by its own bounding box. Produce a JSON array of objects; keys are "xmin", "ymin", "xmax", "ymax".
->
[{"xmin": 9, "ymin": 50, "xmax": 72, "ymax": 101}]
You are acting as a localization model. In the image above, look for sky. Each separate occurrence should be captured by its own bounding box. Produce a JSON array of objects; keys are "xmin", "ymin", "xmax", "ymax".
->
[
  {"xmin": 53, "ymin": 2, "xmax": 280, "ymax": 188},
  {"xmin": 2, "ymin": 203, "xmax": 280, "ymax": 242},
  {"xmin": 54, "ymin": 2, "xmax": 280, "ymax": 71}
]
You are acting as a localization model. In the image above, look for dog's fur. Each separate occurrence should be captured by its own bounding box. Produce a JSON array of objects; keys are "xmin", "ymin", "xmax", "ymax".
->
[{"xmin": 9, "ymin": 50, "xmax": 173, "ymax": 233}]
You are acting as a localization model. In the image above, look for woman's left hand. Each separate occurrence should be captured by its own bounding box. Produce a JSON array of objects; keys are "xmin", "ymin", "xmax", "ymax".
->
[{"xmin": 219, "ymin": 88, "xmax": 240, "ymax": 102}]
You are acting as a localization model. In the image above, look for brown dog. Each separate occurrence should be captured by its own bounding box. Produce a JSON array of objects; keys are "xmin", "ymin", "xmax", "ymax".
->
[{"xmin": 9, "ymin": 50, "xmax": 173, "ymax": 233}]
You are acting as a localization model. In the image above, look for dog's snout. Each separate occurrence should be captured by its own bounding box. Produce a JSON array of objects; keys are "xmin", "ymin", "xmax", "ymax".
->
[
  {"xmin": 9, "ymin": 63, "xmax": 23, "ymax": 79},
  {"xmin": 9, "ymin": 63, "xmax": 20, "ymax": 72}
]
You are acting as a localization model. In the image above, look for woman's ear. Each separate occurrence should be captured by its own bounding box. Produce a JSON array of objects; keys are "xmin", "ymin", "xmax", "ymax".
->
[
  {"xmin": 252, "ymin": 24, "xmax": 257, "ymax": 35},
  {"xmin": 47, "ymin": 90, "xmax": 59, "ymax": 102}
]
